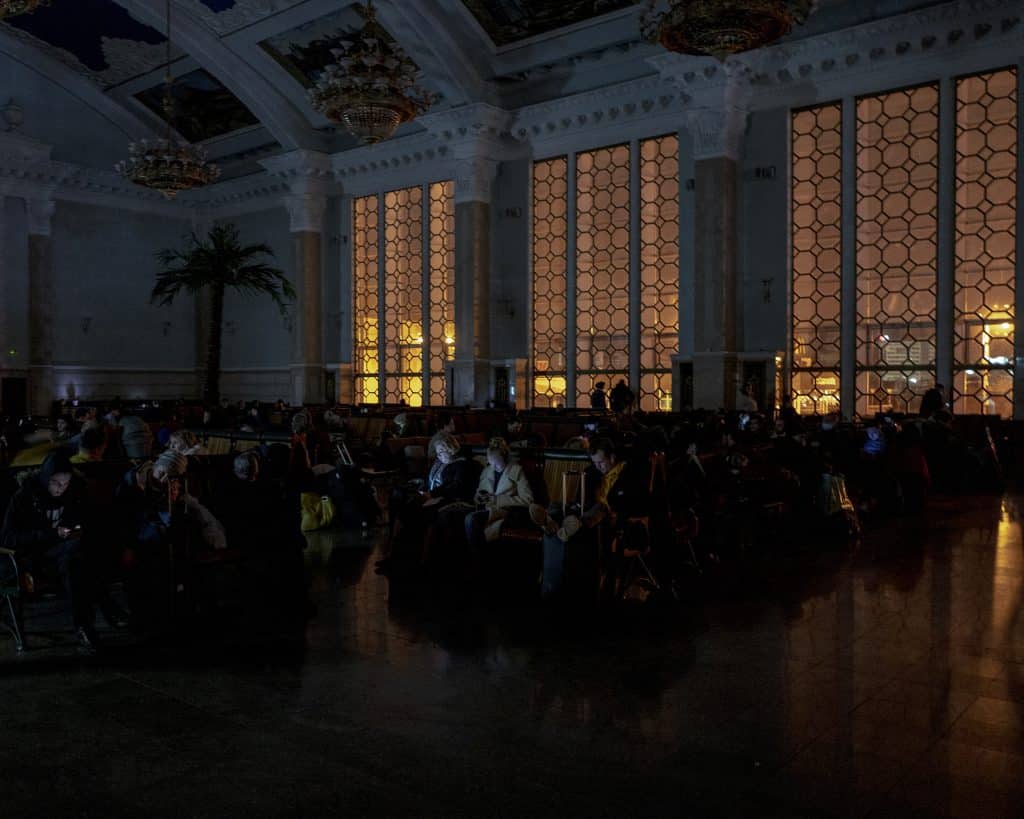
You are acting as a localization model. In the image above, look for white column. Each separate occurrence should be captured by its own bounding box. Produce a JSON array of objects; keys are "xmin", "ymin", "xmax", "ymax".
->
[
  {"xmin": 284, "ymin": 186, "xmax": 328, "ymax": 406},
  {"xmin": 684, "ymin": 104, "xmax": 747, "ymax": 410},
  {"xmin": 26, "ymin": 197, "xmax": 56, "ymax": 416},
  {"xmin": 261, "ymin": 150, "xmax": 335, "ymax": 406},
  {"xmin": 336, "ymin": 194, "xmax": 355, "ymax": 404},
  {"xmin": 840, "ymin": 97, "xmax": 857, "ymax": 418},
  {"xmin": 452, "ymin": 152, "xmax": 499, "ymax": 405}
]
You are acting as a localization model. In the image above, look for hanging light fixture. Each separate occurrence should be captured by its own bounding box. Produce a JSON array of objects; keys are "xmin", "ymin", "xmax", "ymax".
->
[
  {"xmin": 0, "ymin": 1, "xmax": 48, "ymax": 20},
  {"xmin": 642, "ymin": 0, "xmax": 816, "ymax": 61},
  {"xmin": 116, "ymin": 0, "xmax": 219, "ymax": 199},
  {"xmin": 309, "ymin": 0, "xmax": 436, "ymax": 144}
]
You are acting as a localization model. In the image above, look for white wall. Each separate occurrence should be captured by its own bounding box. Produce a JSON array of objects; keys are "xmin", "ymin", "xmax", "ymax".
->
[
  {"xmin": 217, "ymin": 206, "xmax": 295, "ymax": 401},
  {"xmin": 2, "ymin": 198, "xmax": 196, "ymax": 402}
]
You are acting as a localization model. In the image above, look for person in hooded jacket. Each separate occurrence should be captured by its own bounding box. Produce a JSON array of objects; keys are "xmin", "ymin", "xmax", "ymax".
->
[{"xmin": 0, "ymin": 451, "xmax": 125, "ymax": 651}]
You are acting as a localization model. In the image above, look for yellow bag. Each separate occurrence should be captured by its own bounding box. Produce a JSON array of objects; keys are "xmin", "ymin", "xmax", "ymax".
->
[{"xmin": 300, "ymin": 492, "xmax": 336, "ymax": 532}]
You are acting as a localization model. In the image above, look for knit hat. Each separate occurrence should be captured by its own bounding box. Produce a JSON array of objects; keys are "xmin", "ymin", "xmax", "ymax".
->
[{"xmin": 154, "ymin": 449, "xmax": 188, "ymax": 478}]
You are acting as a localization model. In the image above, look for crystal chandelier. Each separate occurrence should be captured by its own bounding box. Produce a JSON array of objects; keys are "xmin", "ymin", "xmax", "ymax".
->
[
  {"xmin": 309, "ymin": 0, "xmax": 435, "ymax": 144},
  {"xmin": 642, "ymin": 0, "xmax": 816, "ymax": 61},
  {"xmin": 0, "ymin": 0, "xmax": 48, "ymax": 19},
  {"xmin": 116, "ymin": 0, "xmax": 219, "ymax": 199}
]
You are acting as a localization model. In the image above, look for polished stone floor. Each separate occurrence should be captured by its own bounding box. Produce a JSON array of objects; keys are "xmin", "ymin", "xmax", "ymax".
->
[{"xmin": 2, "ymin": 493, "xmax": 1024, "ymax": 818}]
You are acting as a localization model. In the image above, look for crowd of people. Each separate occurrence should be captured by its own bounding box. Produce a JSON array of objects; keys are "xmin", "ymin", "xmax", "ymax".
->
[{"xmin": 0, "ymin": 386, "xmax": 1007, "ymax": 652}]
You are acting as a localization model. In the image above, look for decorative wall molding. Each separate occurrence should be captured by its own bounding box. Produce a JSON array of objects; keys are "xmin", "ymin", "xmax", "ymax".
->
[
  {"xmin": 649, "ymin": 0, "xmax": 1023, "ymax": 104},
  {"xmin": 331, "ymin": 131, "xmax": 452, "ymax": 196},
  {"xmin": 0, "ymin": 0, "xmax": 1019, "ymax": 220},
  {"xmin": 511, "ymin": 74, "xmax": 685, "ymax": 152}
]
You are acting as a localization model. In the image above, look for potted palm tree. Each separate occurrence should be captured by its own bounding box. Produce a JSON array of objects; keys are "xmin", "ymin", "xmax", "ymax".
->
[{"xmin": 153, "ymin": 223, "xmax": 295, "ymax": 405}]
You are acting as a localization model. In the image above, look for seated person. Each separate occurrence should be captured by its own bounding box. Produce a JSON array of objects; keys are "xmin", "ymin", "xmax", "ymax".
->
[
  {"xmin": 427, "ymin": 412, "xmax": 457, "ymax": 462},
  {"xmin": 531, "ymin": 437, "xmax": 648, "ymax": 600},
  {"xmin": 53, "ymin": 415, "xmax": 76, "ymax": 444},
  {"xmin": 216, "ymin": 452, "xmax": 306, "ymax": 612},
  {"xmin": 71, "ymin": 424, "xmax": 108, "ymax": 464},
  {"xmin": 167, "ymin": 429, "xmax": 204, "ymax": 457},
  {"xmin": 464, "ymin": 437, "xmax": 534, "ymax": 552},
  {"xmin": 0, "ymin": 451, "xmax": 126, "ymax": 651},
  {"xmin": 119, "ymin": 414, "xmax": 154, "ymax": 460},
  {"xmin": 378, "ymin": 432, "xmax": 480, "ymax": 572},
  {"xmin": 117, "ymin": 450, "xmax": 226, "ymax": 624}
]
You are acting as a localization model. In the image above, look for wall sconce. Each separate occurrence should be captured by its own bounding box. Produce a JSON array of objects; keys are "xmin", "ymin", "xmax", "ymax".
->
[
  {"xmin": 761, "ymin": 278, "xmax": 773, "ymax": 304},
  {"xmin": 81, "ymin": 316, "xmax": 92, "ymax": 335},
  {"xmin": 162, "ymin": 321, "xmax": 173, "ymax": 336}
]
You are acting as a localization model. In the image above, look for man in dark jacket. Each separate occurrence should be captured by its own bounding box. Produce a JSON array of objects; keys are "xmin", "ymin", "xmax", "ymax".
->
[{"xmin": 0, "ymin": 451, "xmax": 122, "ymax": 651}]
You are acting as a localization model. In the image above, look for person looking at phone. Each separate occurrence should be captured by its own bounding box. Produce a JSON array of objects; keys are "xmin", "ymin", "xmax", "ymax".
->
[
  {"xmin": 1, "ymin": 451, "xmax": 124, "ymax": 651},
  {"xmin": 464, "ymin": 437, "xmax": 535, "ymax": 552}
]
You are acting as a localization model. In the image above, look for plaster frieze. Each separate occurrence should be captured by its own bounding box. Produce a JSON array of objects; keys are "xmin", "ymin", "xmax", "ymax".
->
[
  {"xmin": 648, "ymin": 0, "xmax": 1023, "ymax": 99},
  {"xmin": 511, "ymin": 74, "xmax": 684, "ymax": 147},
  {"xmin": 331, "ymin": 132, "xmax": 450, "ymax": 186}
]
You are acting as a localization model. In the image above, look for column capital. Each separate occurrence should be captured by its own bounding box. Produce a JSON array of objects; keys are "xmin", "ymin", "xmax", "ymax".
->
[
  {"xmin": 421, "ymin": 103, "xmax": 520, "ymax": 203},
  {"xmin": 25, "ymin": 197, "xmax": 56, "ymax": 237},
  {"xmin": 283, "ymin": 191, "xmax": 328, "ymax": 233},
  {"xmin": 260, "ymin": 149, "xmax": 336, "ymax": 232},
  {"xmin": 684, "ymin": 105, "xmax": 748, "ymax": 161},
  {"xmin": 453, "ymin": 155, "xmax": 501, "ymax": 204}
]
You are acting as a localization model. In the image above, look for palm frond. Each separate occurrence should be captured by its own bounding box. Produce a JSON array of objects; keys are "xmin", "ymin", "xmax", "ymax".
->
[{"xmin": 151, "ymin": 222, "xmax": 292, "ymax": 310}]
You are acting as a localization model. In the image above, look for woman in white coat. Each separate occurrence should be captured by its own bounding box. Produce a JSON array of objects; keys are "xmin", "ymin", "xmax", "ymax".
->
[{"xmin": 464, "ymin": 437, "xmax": 535, "ymax": 551}]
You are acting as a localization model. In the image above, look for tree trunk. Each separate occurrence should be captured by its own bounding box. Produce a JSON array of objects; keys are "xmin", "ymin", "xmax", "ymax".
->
[{"xmin": 203, "ymin": 285, "xmax": 224, "ymax": 406}]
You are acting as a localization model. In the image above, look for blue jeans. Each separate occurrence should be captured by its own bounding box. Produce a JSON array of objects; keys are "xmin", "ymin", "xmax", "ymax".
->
[{"xmin": 464, "ymin": 509, "xmax": 490, "ymax": 553}]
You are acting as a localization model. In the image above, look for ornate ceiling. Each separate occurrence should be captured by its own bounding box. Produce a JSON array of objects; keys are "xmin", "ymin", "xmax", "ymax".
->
[
  {"xmin": 2, "ymin": 0, "xmax": 169, "ymax": 88},
  {"xmin": 0, "ymin": 0, "xmax": 969, "ymax": 174}
]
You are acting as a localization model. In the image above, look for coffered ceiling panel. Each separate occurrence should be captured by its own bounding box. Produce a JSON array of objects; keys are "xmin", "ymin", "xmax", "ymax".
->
[
  {"xmin": 258, "ymin": 5, "xmax": 366, "ymax": 89},
  {"xmin": 1, "ymin": 0, "xmax": 170, "ymax": 88},
  {"xmin": 133, "ymin": 67, "xmax": 259, "ymax": 142}
]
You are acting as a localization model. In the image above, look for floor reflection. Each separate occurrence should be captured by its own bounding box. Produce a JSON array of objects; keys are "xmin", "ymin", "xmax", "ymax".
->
[{"xmin": 3, "ymin": 492, "xmax": 1024, "ymax": 817}]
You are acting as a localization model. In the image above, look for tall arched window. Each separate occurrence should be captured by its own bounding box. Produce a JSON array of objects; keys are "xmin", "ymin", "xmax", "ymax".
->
[
  {"xmin": 531, "ymin": 136, "xmax": 680, "ymax": 410},
  {"xmin": 790, "ymin": 68, "xmax": 1017, "ymax": 418},
  {"xmin": 352, "ymin": 182, "xmax": 455, "ymax": 406}
]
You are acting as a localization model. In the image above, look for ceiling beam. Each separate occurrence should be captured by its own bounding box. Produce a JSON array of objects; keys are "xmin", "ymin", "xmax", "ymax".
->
[
  {"xmin": 112, "ymin": 0, "xmax": 324, "ymax": 151},
  {"xmin": 376, "ymin": 0, "xmax": 496, "ymax": 106}
]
